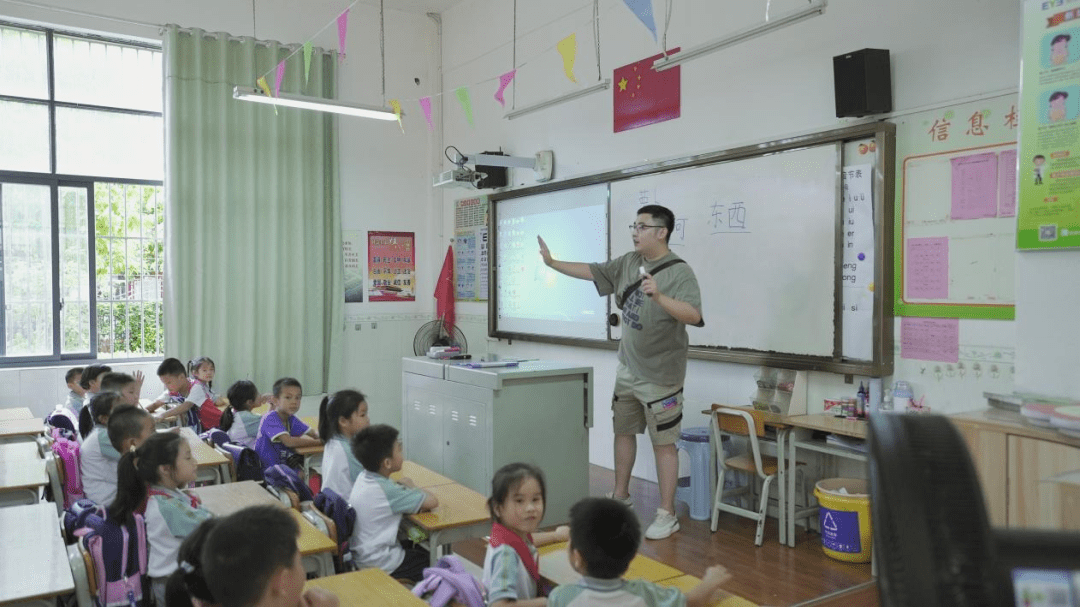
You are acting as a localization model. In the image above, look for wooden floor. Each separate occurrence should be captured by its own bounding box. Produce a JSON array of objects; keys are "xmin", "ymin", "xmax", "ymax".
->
[{"xmin": 454, "ymin": 465, "xmax": 879, "ymax": 607}]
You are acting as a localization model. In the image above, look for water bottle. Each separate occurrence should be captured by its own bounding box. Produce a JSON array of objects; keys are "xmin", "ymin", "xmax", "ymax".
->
[{"xmin": 893, "ymin": 381, "xmax": 914, "ymax": 411}]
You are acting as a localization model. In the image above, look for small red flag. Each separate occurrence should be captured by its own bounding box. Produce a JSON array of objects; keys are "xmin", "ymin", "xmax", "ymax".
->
[
  {"xmin": 434, "ymin": 245, "xmax": 455, "ymax": 332},
  {"xmin": 613, "ymin": 48, "xmax": 681, "ymax": 133}
]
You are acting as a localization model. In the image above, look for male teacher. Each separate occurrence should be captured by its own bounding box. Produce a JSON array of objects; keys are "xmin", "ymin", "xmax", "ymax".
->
[{"xmin": 538, "ymin": 204, "xmax": 703, "ymax": 540}]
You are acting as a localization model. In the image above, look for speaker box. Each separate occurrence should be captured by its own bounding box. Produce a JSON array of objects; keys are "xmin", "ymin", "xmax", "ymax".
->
[
  {"xmin": 475, "ymin": 150, "xmax": 508, "ymax": 189},
  {"xmin": 833, "ymin": 49, "xmax": 892, "ymax": 118}
]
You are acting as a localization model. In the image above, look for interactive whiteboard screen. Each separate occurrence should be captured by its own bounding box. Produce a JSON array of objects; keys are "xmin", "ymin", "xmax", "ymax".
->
[{"xmin": 494, "ymin": 184, "xmax": 609, "ymax": 340}]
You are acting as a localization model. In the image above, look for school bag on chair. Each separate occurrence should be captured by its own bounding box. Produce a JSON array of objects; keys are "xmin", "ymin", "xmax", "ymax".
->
[
  {"xmin": 263, "ymin": 464, "xmax": 314, "ymax": 509},
  {"xmin": 199, "ymin": 428, "xmax": 229, "ymax": 449},
  {"xmin": 218, "ymin": 442, "xmax": 264, "ymax": 482},
  {"xmin": 72, "ymin": 512, "xmax": 150, "ymax": 607},
  {"xmin": 46, "ymin": 409, "xmax": 79, "ymax": 442},
  {"xmin": 63, "ymin": 499, "xmax": 106, "ymax": 542},
  {"xmin": 411, "ymin": 555, "xmax": 486, "ymax": 607},
  {"xmin": 51, "ymin": 428, "xmax": 87, "ymax": 508},
  {"xmin": 312, "ymin": 488, "xmax": 356, "ymax": 573}
]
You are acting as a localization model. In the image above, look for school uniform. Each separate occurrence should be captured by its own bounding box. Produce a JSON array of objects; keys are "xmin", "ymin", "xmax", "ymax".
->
[
  {"xmin": 226, "ymin": 410, "xmax": 262, "ymax": 449},
  {"xmin": 144, "ymin": 485, "xmax": 213, "ymax": 605},
  {"xmin": 66, "ymin": 390, "xmax": 84, "ymax": 414},
  {"xmin": 348, "ymin": 469, "xmax": 427, "ymax": 575},
  {"xmin": 547, "ymin": 577, "xmax": 686, "ymax": 607},
  {"xmin": 80, "ymin": 426, "xmax": 121, "ymax": 506},
  {"xmin": 156, "ymin": 381, "xmax": 208, "ymax": 431},
  {"xmin": 254, "ymin": 411, "xmax": 309, "ymax": 468},
  {"xmin": 321, "ymin": 436, "xmax": 363, "ymax": 497},
  {"xmin": 483, "ymin": 524, "xmax": 541, "ymax": 604}
]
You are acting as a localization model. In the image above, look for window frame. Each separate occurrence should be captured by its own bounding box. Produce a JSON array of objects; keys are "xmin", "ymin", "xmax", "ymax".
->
[{"xmin": 0, "ymin": 21, "xmax": 163, "ymax": 367}]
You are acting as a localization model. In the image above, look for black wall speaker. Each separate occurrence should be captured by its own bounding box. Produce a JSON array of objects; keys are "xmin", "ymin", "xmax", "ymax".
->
[{"xmin": 833, "ymin": 49, "xmax": 892, "ymax": 118}]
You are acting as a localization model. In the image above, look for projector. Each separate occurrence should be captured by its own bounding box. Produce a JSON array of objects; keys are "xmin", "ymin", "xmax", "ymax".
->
[{"xmin": 432, "ymin": 167, "xmax": 480, "ymax": 189}]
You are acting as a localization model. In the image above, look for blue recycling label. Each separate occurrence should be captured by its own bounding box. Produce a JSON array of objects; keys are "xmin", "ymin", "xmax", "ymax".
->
[{"xmin": 819, "ymin": 508, "xmax": 861, "ymax": 553}]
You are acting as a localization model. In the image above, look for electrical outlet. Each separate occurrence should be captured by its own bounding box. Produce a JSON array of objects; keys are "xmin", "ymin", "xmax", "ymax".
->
[
  {"xmin": 371, "ymin": 322, "xmax": 377, "ymax": 329},
  {"xmin": 354, "ymin": 323, "xmax": 361, "ymax": 331}
]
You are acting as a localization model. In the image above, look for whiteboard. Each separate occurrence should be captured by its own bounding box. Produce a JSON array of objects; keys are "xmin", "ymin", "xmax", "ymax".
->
[{"xmin": 609, "ymin": 144, "xmax": 840, "ymax": 356}]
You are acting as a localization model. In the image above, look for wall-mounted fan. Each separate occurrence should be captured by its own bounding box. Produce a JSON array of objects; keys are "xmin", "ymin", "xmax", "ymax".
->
[{"xmin": 412, "ymin": 320, "xmax": 468, "ymax": 356}]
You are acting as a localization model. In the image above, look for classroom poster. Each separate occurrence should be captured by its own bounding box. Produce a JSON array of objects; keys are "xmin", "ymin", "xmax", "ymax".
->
[
  {"xmin": 841, "ymin": 164, "xmax": 874, "ymax": 361},
  {"xmin": 342, "ymin": 230, "xmax": 363, "ymax": 303},
  {"xmin": 453, "ymin": 196, "xmax": 489, "ymax": 301},
  {"xmin": 367, "ymin": 231, "xmax": 415, "ymax": 301},
  {"xmin": 1017, "ymin": 0, "xmax": 1080, "ymax": 249}
]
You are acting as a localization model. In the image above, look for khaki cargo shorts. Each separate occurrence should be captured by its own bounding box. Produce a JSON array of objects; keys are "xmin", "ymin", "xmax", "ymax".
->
[{"xmin": 611, "ymin": 362, "xmax": 684, "ymax": 446}]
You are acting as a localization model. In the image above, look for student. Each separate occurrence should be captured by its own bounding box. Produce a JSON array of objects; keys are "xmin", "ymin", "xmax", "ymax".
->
[
  {"xmin": 220, "ymin": 380, "xmax": 266, "ymax": 449},
  {"xmin": 110, "ymin": 431, "xmax": 213, "ymax": 607},
  {"xmin": 317, "ymin": 389, "xmax": 369, "ymax": 497},
  {"xmin": 80, "ymin": 364, "xmax": 113, "ymax": 411},
  {"xmin": 348, "ymin": 424, "xmax": 438, "ymax": 580},
  {"xmin": 164, "ymin": 518, "xmax": 220, "ymax": 607},
  {"xmin": 483, "ymin": 463, "xmax": 569, "ymax": 607},
  {"xmin": 254, "ymin": 377, "xmax": 320, "ymax": 470},
  {"xmin": 188, "ymin": 357, "xmax": 223, "ymax": 430},
  {"xmin": 149, "ymin": 358, "xmax": 208, "ymax": 431},
  {"xmin": 100, "ymin": 371, "xmax": 145, "ymax": 407},
  {"xmin": 80, "ymin": 393, "xmax": 123, "ymax": 504},
  {"xmin": 65, "ymin": 367, "xmax": 86, "ymax": 413},
  {"xmin": 548, "ymin": 497, "xmax": 730, "ymax": 607},
  {"xmin": 201, "ymin": 505, "xmax": 338, "ymax": 607}
]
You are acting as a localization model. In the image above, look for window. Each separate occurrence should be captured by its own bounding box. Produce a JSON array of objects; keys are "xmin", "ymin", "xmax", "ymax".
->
[{"xmin": 0, "ymin": 23, "xmax": 163, "ymax": 363}]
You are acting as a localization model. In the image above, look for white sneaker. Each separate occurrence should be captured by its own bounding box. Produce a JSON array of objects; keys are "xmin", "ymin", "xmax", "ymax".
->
[
  {"xmin": 645, "ymin": 508, "xmax": 680, "ymax": 540},
  {"xmin": 605, "ymin": 491, "xmax": 634, "ymax": 507}
]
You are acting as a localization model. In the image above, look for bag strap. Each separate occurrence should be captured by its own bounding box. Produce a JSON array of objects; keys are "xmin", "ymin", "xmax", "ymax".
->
[{"xmin": 618, "ymin": 258, "xmax": 686, "ymax": 308}]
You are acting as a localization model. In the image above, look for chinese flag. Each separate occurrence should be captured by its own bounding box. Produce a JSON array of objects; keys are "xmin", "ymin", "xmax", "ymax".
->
[
  {"xmin": 434, "ymin": 245, "xmax": 455, "ymax": 332},
  {"xmin": 613, "ymin": 48, "xmax": 681, "ymax": 133}
]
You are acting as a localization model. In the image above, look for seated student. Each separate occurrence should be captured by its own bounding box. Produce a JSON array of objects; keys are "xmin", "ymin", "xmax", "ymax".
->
[
  {"xmin": 110, "ymin": 432, "xmax": 213, "ymax": 607},
  {"xmin": 548, "ymin": 498, "xmax": 731, "ymax": 607},
  {"xmin": 164, "ymin": 518, "xmax": 220, "ymax": 607},
  {"xmin": 65, "ymin": 367, "xmax": 86, "ymax": 413},
  {"xmin": 348, "ymin": 424, "xmax": 438, "ymax": 581},
  {"xmin": 483, "ymin": 463, "xmax": 569, "ymax": 607},
  {"xmin": 100, "ymin": 371, "xmax": 146, "ymax": 407},
  {"xmin": 149, "ymin": 358, "xmax": 208, "ymax": 431},
  {"xmin": 188, "ymin": 357, "xmax": 223, "ymax": 430},
  {"xmin": 202, "ymin": 505, "xmax": 338, "ymax": 607},
  {"xmin": 220, "ymin": 380, "xmax": 266, "ymax": 449},
  {"xmin": 317, "ymin": 389, "xmax": 369, "ymax": 497},
  {"xmin": 80, "ymin": 393, "xmax": 123, "ymax": 504},
  {"xmin": 78, "ymin": 364, "xmax": 113, "ymax": 438},
  {"xmin": 254, "ymin": 378, "xmax": 320, "ymax": 471}
]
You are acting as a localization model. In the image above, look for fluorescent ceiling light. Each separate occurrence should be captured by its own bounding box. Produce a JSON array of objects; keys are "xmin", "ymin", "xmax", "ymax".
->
[
  {"xmin": 232, "ymin": 86, "xmax": 399, "ymax": 121},
  {"xmin": 505, "ymin": 79, "xmax": 611, "ymax": 120},
  {"xmin": 653, "ymin": 0, "xmax": 826, "ymax": 72}
]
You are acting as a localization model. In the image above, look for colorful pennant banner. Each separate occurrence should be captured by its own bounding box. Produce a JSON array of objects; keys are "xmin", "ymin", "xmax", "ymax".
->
[
  {"xmin": 389, "ymin": 99, "xmax": 404, "ymax": 132},
  {"xmin": 419, "ymin": 96, "xmax": 434, "ymax": 132},
  {"xmin": 494, "ymin": 70, "xmax": 516, "ymax": 107},
  {"xmin": 557, "ymin": 34, "xmax": 577, "ymax": 83},
  {"xmin": 622, "ymin": 0, "xmax": 658, "ymax": 41},
  {"xmin": 337, "ymin": 9, "xmax": 349, "ymax": 63},
  {"xmin": 456, "ymin": 86, "xmax": 474, "ymax": 126}
]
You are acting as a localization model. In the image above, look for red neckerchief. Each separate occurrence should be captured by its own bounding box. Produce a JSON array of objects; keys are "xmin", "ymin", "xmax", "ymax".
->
[{"xmin": 489, "ymin": 521, "xmax": 539, "ymax": 582}]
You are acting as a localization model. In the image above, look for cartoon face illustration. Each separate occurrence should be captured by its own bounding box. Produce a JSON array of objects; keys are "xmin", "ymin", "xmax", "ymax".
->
[
  {"xmin": 1049, "ymin": 92, "xmax": 1068, "ymax": 121},
  {"xmin": 1051, "ymin": 34, "xmax": 1071, "ymax": 65}
]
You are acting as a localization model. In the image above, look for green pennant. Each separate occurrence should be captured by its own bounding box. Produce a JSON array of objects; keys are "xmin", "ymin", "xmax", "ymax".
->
[{"xmin": 456, "ymin": 86, "xmax": 473, "ymax": 127}]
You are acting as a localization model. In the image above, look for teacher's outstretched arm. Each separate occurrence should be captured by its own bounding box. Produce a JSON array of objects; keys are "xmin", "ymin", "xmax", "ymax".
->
[{"xmin": 538, "ymin": 235, "xmax": 595, "ymax": 281}]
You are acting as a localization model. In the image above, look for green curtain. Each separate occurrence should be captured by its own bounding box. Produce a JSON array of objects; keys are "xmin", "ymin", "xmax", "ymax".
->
[{"xmin": 162, "ymin": 25, "xmax": 343, "ymax": 394}]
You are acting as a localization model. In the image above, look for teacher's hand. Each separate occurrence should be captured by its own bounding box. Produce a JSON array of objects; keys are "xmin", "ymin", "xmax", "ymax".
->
[
  {"xmin": 641, "ymin": 272, "xmax": 661, "ymax": 299},
  {"xmin": 537, "ymin": 235, "xmax": 554, "ymax": 267}
]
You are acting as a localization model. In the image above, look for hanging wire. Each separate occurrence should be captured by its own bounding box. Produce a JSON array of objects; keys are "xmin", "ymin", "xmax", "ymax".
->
[
  {"xmin": 593, "ymin": 0, "xmax": 601, "ymax": 81},
  {"xmin": 255, "ymin": 0, "xmax": 360, "ymax": 82},
  {"xmin": 380, "ymin": 0, "xmax": 386, "ymax": 103},
  {"xmin": 512, "ymin": 0, "xmax": 517, "ymax": 108},
  {"xmin": 252, "ymin": 0, "xmax": 256, "ymax": 37},
  {"xmin": 661, "ymin": 0, "xmax": 673, "ymax": 57}
]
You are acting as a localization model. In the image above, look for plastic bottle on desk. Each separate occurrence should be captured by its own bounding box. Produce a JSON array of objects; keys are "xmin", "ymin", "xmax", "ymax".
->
[{"xmin": 893, "ymin": 381, "xmax": 914, "ymax": 411}]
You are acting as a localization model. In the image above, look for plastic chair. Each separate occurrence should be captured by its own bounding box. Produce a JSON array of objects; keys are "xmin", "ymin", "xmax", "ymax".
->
[{"xmin": 44, "ymin": 451, "xmax": 64, "ymax": 515}]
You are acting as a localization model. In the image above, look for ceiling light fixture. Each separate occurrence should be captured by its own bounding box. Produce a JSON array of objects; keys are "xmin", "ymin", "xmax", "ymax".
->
[{"xmin": 232, "ymin": 86, "xmax": 399, "ymax": 120}]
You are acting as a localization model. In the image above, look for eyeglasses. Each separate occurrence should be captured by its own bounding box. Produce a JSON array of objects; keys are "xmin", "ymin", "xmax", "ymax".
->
[{"xmin": 629, "ymin": 223, "xmax": 665, "ymax": 233}]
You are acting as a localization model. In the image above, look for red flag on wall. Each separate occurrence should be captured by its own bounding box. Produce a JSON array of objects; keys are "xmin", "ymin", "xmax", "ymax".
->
[
  {"xmin": 613, "ymin": 48, "xmax": 681, "ymax": 133},
  {"xmin": 434, "ymin": 245, "xmax": 455, "ymax": 332}
]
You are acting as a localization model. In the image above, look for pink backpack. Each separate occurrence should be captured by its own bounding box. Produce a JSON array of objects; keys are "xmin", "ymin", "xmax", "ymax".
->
[{"xmin": 51, "ymin": 428, "xmax": 86, "ymax": 508}]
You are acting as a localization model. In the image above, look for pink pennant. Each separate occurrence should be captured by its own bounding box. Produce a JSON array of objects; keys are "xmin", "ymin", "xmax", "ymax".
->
[
  {"xmin": 274, "ymin": 60, "xmax": 286, "ymax": 98},
  {"xmin": 337, "ymin": 9, "xmax": 349, "ymax": 63},
  {"xmin": 419, "ymin": 96, "xmax": 434, "ymax": 132},
  {"xmin": 494, "ymin": 70, "xmax": 516, "ymax": 107}
]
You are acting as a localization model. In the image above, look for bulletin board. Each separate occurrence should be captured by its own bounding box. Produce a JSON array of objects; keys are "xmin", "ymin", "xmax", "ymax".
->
[
  {"xmin": 894, "ymin": 94, "xmax": 1019, "ymax": 320},
  {"xmin": 453, "ymin": 196, "xmax": 489, "ymax": 301}
]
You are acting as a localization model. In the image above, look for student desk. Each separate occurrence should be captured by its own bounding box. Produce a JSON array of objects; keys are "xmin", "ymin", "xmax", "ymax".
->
[
  {"xmin": 0, "ymin": 408, "xmax": 33, "ymax": 421},
  {"xmin": 537, "ymin": 540, "xmax": 682, "ymax": 586},
  {"xmin": 0, "ymin": 456, "xmax": 47, "ymax": 507},
  {"xmin": 0, "ymin": 418, "xmax": 44, "ymax": 444},
  {"xmin": 190, "ymin": 481, "xmax": 337, "ymax": 577},
  {"xmin": 178, "ymin": 427, "xmax": 229, "ymax": 485},
  {"xmin": 0, "ymin": 441, "xmax": 40, "ymax": 463},
  {"xmin": 294, "ymin": 415, "xmax": 323, "ymax": 478},
  {"xmin": 408, "ymin": 482, "xmax": 491, "ymax": 567},
  {"xmin": 304, "ymin": 569, "xmax": 426, "ymax": 607},
  {"xmin": 0, "ymin": 502, "xmax": 75, "ymax": 606},
  {"xmin": 391, "ymin": 461, "xmax": 457, "ymax": 489}
]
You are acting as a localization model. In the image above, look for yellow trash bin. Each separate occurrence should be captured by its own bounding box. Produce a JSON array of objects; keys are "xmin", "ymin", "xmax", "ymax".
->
[{"xmin": 814, "ymin": 478, "xmax": 872, "ymax": 563}]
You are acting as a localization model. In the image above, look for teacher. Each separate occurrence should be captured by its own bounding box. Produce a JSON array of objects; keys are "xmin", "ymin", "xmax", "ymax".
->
[{"xmin": 538, "ymin": 204, "xmax": 703, "ymax": 540}]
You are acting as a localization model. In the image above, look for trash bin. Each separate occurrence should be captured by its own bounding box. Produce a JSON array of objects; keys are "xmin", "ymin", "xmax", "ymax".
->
[
  {"xmin": 814, "ymin": 478, "xmax": 872, "ymax": 563},
  {"xmin": 675, "ymin": 427, "xmax": 713, "ymax": 521}
]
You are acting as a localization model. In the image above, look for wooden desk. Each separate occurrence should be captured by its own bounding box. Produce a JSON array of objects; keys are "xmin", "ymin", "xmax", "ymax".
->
[
  {"xmin": 293, "ymin": 416, "xmax": 323, "ymax": 478},
  {"xmin": 538, "ymin": 541, "xmax": 682, "ymax": 586},
  {"xmin": 0, "ymin": 503, "xmax": 74, "ymax": 604},
  {"xmin": 0, "ymin": 441, "xmax": 41, "ymax": 463},
  {"xmin": 305, "ymin": 569, "xmax": 426, "ymax": 607},
  {"xmin": 0, "ymin": 457, "xmax": 47, "ymax": 506},
  {"xmin": 391, "ymin": 461, "xmax": 457, "ymax": 489},
  {"xmin": 408, "ymin": 482, "xmax": 491, "ymax": 567},
  {"xmin": 0, "ymin": 418, "xmax": 44, "ymax": 442},
  {"xmin": 178, "ymin": 427, "xmax": 229, "ymax": 484},
  {"xmin": 657, "ymin": 575, "xmax": 758, "ymax": 607},
  {"xmin": 0, "ymin": 407, "xmax": 33, "ymax": 421}
]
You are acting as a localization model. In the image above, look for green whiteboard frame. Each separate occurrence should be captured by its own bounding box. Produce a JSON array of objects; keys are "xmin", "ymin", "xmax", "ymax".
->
[{"xmin": 488, "ymin": 122, "xmax": 895, "ymax": 377}]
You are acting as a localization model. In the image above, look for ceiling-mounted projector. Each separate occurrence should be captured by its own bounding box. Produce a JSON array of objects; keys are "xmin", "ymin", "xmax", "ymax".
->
[{"xmin": 433, "ymin": 149, "xmax": 554, "ymax": 189}]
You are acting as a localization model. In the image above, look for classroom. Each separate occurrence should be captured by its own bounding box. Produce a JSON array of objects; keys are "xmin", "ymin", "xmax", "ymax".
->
[{"xmin": 0, "ymin": 0, "xmax": 1077, "ymax": 605}]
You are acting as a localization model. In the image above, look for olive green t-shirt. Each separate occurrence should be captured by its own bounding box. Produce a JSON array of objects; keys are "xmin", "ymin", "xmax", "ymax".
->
[{"xmin": 589, "ymin": 251, "xmax": 703, "ymax": 386}]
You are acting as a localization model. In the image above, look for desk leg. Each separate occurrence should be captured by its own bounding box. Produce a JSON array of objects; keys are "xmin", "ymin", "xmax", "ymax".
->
[
  {"xmin": 787, "ymin": 432, "xmax": 797, "ymax": 548},
  {"xmin": 428, "ymin": 530, "xmax": 442, "ymax": 567},
  {"xmin": 302, "ymin": 553, "xmax": 333, "ymax": 578}
]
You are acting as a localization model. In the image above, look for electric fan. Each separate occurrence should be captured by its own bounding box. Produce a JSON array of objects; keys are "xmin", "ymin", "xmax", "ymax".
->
[{"xmin": 412, "ymin": 320, "xmax": 468, "ymax": 356}]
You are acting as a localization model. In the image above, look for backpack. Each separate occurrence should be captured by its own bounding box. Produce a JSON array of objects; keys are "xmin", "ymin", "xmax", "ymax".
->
[
  {"xmin": 218, "ymin": 442, "xmax": 264, "ymax": 482},
  {"xmin": 313, "ymin": 488, "xmax": 356, "ymax": 572},
  {"xmin": 46, "ymin": 409, "xmax": 78, "ymax": 442},
  {"xmin": 199, "ymin": 428, "xmax": 230, "ymax": 449},
  {"xmin": 74, "ymin": 513, "xmax": 150, "ymax": 607},
  {"xmin": 263, "ymin": 464, "xmax": 314, "ymax": 507},
  {"xmin": 51, "ymin": 428, "xmax": 87, "ymax": 508},
  {"xmin": 197, "ymin": 399, "xmax": 222, "ymax": 431},
  {"xmin": 63, "ymin": 498, "xmax": 106, "ymax": 542},
  {"xmin": 411, "ymin": 555, "xmax": 486, "ymax": 607}
]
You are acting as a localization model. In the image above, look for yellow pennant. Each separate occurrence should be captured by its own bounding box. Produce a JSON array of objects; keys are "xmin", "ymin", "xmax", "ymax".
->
[
  {"xmin": 390, "ymin": 99, "xmax": 404, "ymax": 133},
  {"xmin": 255, "ymin": 76, "xmax": 276, "ymax": 115},
  {"xmin": 557, "ymin": 34, "xmax": 577, "ymax": 83}
]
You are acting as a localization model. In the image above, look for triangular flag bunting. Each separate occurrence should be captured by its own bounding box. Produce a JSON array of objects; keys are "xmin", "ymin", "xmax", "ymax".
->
[
  {"xmin": 456, "ymin": 86, "xmax": 474, "ymax": 126},
  {"xmin": 274, "ymin": 60, "xmax": 286, "ymax": 98},
  {"xmin": 419, "ymin": 97, "xmax": 434, "ymax": 132},
  {"xmin": 337, "ymin": 9, "xmax": 349, "ymax": 64},
  {"xmin": 389, "ymin": 99, "xmax": 404, "ymax": 133},
  {"xmin": 622, "ymin": 0, "xmax": 658, "ymax": 41},
  {"xmin": 494, "ymin": 70, "xmax": 516, "ymax": 107},
  {"xmin": 557, "ymin": 34, "xmax": 577, "ymax": 83},
  {"xmin": 303, "ymin": 42, "xmax": 313, "ymax": 84},
  {"xmin": 256, "ymin": 75, "xmax": 277, "ymax": 115}
]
